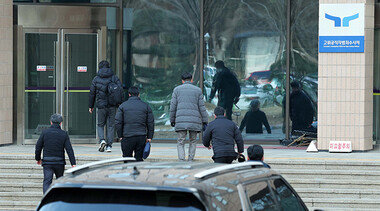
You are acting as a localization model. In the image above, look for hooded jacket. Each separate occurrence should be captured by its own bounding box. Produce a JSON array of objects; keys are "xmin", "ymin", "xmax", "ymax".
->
[{"xmin": 89, "ymin": 68, "xmax": 122, "ymax": 109}]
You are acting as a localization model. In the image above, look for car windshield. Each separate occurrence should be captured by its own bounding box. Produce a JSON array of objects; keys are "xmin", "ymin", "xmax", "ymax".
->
[{"xmin": 38, "ymin": 188, "xmax": 205, "ymax": 211}]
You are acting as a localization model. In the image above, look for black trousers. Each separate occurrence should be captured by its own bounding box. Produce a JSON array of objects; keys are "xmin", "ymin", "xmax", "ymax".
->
[
  {"xmin": 213, "ymin": 156, "xmax": 236, "ymax": 164},
  {"xmin": 121, "ymin": 135, "xmax": 146, "ymax": 161},
  {"xmin": 218, "ymin": 100, "xmax": 234, "ymax": 120},
  {"xmin": 43, "ymin": 164, "xmax": 64, "ymax": 193}
]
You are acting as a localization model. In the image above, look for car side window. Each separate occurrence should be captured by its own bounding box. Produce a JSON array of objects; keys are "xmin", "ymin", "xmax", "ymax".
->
[
  {"xmin": 270, "ymin": 178, "xmax": 306, "ymax": 211},
  {"xmin": 243, "ymin": 181, "xmax": 277, "ymax": 210}
]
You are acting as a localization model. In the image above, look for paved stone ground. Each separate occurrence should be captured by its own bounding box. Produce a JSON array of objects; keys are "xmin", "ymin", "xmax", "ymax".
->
[{"xmin": 1, "ymin": 142, "xmax": 380, "ymax": 162}]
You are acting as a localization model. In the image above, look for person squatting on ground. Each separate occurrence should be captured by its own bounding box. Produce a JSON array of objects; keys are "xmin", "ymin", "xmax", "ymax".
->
[
  {"xmin": 289, "ymin": 81, "xmax": 314, "ymax": 132},
  {"xmin": 170, "ymin": 72, "xmax": 208, "ymax": 161},
  {"xmin": 89, "ymin": 60, "xmax": 123, "ymax": 153},
  {"xmin": 247, "ymin": 144, "xmax": 271, "ymax": 168},
  {"xmin": 115, "ymin": 86, "xmax": 154, "ymax": 161},
  {"xmin": 239, "ymin": 99, "xmax": 271, "ymax": 134},
  {"xmin": 35, "ymin": 114, "xmax": 76, "ymax": 193},
  {"xmin": 209, "ymin": 60, "xmax": 241, "ymax": 120},
  {"xmin": 203, "ymin": 106, "xmax": 244, "ymax": 164}
]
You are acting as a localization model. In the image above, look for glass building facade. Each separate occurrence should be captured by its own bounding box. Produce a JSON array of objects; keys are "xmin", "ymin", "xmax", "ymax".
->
[{"xmin": 12, "ymin": 0, "xmax": 380, "ymax": 144}]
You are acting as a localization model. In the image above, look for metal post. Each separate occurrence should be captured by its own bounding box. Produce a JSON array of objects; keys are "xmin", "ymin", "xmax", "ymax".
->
[
  {"xmin": 285, "ymin": 0, "xmax": 291, "ymax": 140},
  {"xmin": 116, "ymin": 0, "xmax": 123, "ymax": 78},
  {"xmin": 199, "ymin": 0, "xmax": 204, "ymax": 91}
]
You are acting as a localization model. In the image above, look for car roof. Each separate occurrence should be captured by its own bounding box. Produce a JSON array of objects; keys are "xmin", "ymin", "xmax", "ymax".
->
[{"xmin": 54, "ymin": 161, "xmax": 276, "ymax": 195}]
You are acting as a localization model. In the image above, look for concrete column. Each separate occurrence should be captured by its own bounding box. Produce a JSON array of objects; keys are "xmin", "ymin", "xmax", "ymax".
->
[
  {"xmin": 318, "ymin": 0, "xmax": 374, "ymax": 151},
  {"xmin": 0, "ymin": 0, "xmax": 13, "ymax": 145}
]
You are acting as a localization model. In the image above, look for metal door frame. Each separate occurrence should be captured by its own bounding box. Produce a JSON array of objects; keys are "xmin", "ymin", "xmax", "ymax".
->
[{"xmin": 17, "ymin": 27, "xmax": 105, "ymax": 144}]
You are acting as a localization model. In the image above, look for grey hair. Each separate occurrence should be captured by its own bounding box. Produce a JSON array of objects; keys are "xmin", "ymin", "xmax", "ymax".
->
[
  {"xmin": 250, "ymin": 99, "xmax": 260, "ymax": 111},
  {"xmin": 50, "ymin": 113, "xmax": 63, "ymax": 124}
]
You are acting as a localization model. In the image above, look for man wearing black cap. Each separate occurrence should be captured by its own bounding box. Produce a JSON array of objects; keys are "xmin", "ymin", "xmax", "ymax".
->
[{"xmin": 35, "ymin": 114, "xmax": 76, "ymax": 193}]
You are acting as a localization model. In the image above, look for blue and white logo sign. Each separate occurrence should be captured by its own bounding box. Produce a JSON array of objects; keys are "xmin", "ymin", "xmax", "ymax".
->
[{"xmin": 319, "ymin": 4, "xmax": 364, "ymax": 53}]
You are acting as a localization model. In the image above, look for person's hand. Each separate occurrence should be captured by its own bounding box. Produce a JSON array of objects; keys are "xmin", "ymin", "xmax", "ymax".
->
[
  {"xmin": 119, "ymin": 137, "xmax": 123, "ymax": 141},
  {"xmin": 72, "ymin": 165, "xmax": 76, "ymax": 168},
  {"xmin": 170, "ymin": 122, "xmax": 175, "ymax": 127},
  {"xmin": 208, "ymin": 145, "xmax": 212, "ymax": 150},
  {"xmin": 234, "ymin": 97, "xmax": 240, "ymax": 104},
  {"xmin": 146, "ymin": 139, "xmax": 151, "ymax": 143},
  {"xmin": 37, "ymin": 160, "xmax": 42, "ymax": 165},
  {"xmin": 89, "ymin": 108, "xmax": 93, "ymax": 114}
]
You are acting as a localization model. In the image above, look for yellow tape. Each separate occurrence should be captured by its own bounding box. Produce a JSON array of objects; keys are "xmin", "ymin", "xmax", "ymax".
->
[{"xmin": 374, "ymin": 93, "xmax": 380, "ymax": 96}]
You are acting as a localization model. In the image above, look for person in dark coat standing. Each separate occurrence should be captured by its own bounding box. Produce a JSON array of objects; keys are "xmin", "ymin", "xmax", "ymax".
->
[
  {"xmin": 289, "ymin": 81, "xmax": 314, "ymax": 132},
  {"xmin": 89, "ymin": 60, "xmax": 123, "ymax": 153},
  {"xmin": 170, "ymin": 72, "xmax": 208, "ymax": 161},
  {"xmin": 115, "ymin": 86, "xmax": 154, "ymax": 161},
  {"xmin": 203, "ymin": 106, "xmax": 244, "ymax": 164},
  {"xmin": 239, "ymin": 99, "xmax": 271, "ymax": 134},
  {"xmin": 209, "ymin": 61, "xmax": 241, "ymax": 120},
  {"xmin": 35, "ymin": 114, "xmax": 76, "ymax": 193}
]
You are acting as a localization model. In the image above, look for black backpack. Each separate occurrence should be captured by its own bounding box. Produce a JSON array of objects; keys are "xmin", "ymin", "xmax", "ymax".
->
[{"xmin": 107, "ymin": 76, "xmax": 123, "ymax": 106}]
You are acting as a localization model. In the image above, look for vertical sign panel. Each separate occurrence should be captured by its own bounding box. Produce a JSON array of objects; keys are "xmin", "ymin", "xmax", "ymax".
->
[{"xmin": 319, "ymin": 4, "xmax": 365, "ymax": 53}]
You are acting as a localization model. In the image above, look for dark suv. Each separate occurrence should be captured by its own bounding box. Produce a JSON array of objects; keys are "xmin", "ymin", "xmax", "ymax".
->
[{"xmin": 36, "ymin": 158, "xmax": 308, "ymax": 211}]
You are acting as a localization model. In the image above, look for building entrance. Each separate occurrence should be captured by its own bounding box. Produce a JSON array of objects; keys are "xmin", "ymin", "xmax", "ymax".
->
[{"xmin": 24, "ymin": 29, "xmax": 99, "ymax": 142}]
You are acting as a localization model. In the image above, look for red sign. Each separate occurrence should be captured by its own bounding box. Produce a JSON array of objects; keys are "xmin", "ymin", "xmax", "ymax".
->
[
  {"xmin": 329, "ymin": 141, "xmax": 352, "ymax": 152},
  {"xmin": 77, "ymin": 66, "xmax": 87, "ymax": 72},
  {"xmin": 37, "ymin": 65, "xmax": 47, "ymax": 72}
]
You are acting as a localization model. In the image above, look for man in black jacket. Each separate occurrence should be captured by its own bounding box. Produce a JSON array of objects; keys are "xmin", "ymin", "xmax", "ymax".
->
[
  {"xmin": 290, "ymin": 81, "xmax": 314, "ymax": 132},
  {"xmin": 209, "ymin": 61, "xmax": 241, "ymax": 120},
  {"xmin": 35, "ymin": 114, "xmax": 76, "ymax": 193},
  {"xmin": 89, "ymin": 60, "xmax": 123, "ymax": 153},
  {"xmin": 115, "ymin": 86, "xmax": 154, "ymax": 161},
  {"xmin": 203, "ymin": 106, "xmax": 244, "ymax": 164}
]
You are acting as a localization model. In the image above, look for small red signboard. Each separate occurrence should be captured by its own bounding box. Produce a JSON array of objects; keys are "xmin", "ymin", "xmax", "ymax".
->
[
  {"xmin": 329, "ymin": 141, "xmax": 352, "ymax": 152},
  {"xmin": 77, "ymin": 66, "xmax": 87, "ymax": 72},
  {"xmin": 37, "ymin": 65, "xmax": 47, "ymax": 72}
]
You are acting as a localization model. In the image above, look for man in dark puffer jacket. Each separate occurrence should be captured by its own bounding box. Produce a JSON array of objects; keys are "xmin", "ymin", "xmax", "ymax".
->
[
  {"xmin": 89, "ymin": 60, "xmax": 122, "ymax": 153},
  {"xmin": 35, "ymin": 114, "xmax": 76, "ymax": 193},
  {"xmin": 203, "ymin": 106, "xmax": 244, "ymax": 164},
  {"xmin": 115, "ymin": 86, "xmax": 154, "ymax": 161}
]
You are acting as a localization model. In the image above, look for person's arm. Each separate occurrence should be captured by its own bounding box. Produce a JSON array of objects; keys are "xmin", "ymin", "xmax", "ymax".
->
[
  {"xmin": 262, "ymin": 112, "xmax": 271, "ymax": 134},
  {"xmin": 35, "ymin": 133, "xmax": 44, "ymax": 162},
  {"xmin": 64, "ymin": 133, "xmax": 76, "ymax": 166},
  {"xmin": 115, "ymin": 106, "xmax": 124, "ymax": 138},
  {"xmin": 239, "ymin": 113, "xmax": 248, "ymax": 132},
  {"xmin": 234, "ymin": 124, "xmax": 244, "ymax": 154},
  {"xmin": 202, "ymin": 124, "xmax": 212, "ymax": 148},
  {"xmin": 169, "ymin": 89, "xmax": 177, "ymax": 125},
  {"xmin": 210, "ymin": 72, "xmax": 221, "ymax": 100},
  {"xmin": 198, "ymin": 91, "xmax": 208, "ymax": 124},
  {"xmin": 115, "ymin": 75, "xmax": 124, "ymax": 102},
  {"xmin": 146, "ymin": 104, "xmax": 155, "ymax": 140},
  {"xmin": 89, "ymin": 78, "xmax": 96, "ymax": 110}
]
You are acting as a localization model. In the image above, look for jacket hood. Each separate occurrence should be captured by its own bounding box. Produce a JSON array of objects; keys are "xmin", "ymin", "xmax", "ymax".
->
[{"xmin": 98, "ymin": 68, "xmax": 114, "ymax": 78}]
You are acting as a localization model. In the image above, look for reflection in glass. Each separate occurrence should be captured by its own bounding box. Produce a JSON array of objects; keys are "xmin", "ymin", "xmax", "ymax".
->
[
  {"xmin": 25, "ymin": 34, "xmax": 57, "ymax": 139},
  {"xmin": 123, "ymin": 0, "xmax": 200, "ymax": 139},
  {"xmin": 204, "ymin": 0, "xmax": 287, "ymax": 139},
  {"xmin": 290, "ymin": 0, "xmax": 319, "ymax": 123}
]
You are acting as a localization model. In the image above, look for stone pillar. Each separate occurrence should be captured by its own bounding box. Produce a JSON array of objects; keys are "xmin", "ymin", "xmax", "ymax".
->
[
  {"xmin": 318, "ymin": 0, "xmax": 374, "ymax": 151},
  {"xmin": 0, "ymin": 0, "xmax": 13, "ymax": 145}
]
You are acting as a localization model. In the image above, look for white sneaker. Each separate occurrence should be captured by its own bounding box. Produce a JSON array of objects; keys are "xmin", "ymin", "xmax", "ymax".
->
[
  {"xmin": 98, "ymin": 140, "xmax": 106, "ymax": 152},
  {"xmin": 106, "ymin": 146, "xmax": 112, "ymax": 152}
]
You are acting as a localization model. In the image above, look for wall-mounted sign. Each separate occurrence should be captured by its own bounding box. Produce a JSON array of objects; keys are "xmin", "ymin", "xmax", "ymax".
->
[
  {"xmin": 37, "ymin": 65, "xmax": 46, "ymax": 72},
  {"xmin": 319, "ymin": 4, "xmax": 364, "ymax": 53},
  {"xmin": 77, "ymin": 66, "xmax": 87, "ymax": 72},
  {"xmin": 46, "ymin": 66, "xmax": 55, "ymax": 71},
  {"xmin": 329, "ymin": 141, "xmax": 352, "ymax": 153}
]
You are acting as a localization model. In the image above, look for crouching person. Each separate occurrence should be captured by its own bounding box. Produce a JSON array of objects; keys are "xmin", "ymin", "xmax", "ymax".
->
[
  {"xmin": 35, "ymin": 114, "xmax": 76, "ymax": 194},
  {"xmin": 203, "ymin": 106, "xmax": 244, "ymax": 164}
]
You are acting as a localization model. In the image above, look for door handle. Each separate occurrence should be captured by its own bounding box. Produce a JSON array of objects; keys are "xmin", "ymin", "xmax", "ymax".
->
[{"xmin": 65, "ymin": 41, "xmax": 70, "ymax": 131}]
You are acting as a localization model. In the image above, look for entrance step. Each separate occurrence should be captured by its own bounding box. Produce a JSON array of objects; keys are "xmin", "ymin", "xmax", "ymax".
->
[
  {"xmin": 268, "ymin": 160, "xmax": 380, "ymax": 171},
  {"xmin": 277, "ymin": 169, "xmax": 380, "ymax": 180},
  {"xmin": 303, "ymin": 198, "xmax": 380, "ymax": 209},
  {"xmin": 295, "ymin": 188, "xmax": 380, "ymax": 200},
  {"xmin": 287, "ymin": 178, "xmax": 380, "ymax": 189},
  {"xmin": 0, "ymin": 192, "xmax": 42, "ymax": 202}
]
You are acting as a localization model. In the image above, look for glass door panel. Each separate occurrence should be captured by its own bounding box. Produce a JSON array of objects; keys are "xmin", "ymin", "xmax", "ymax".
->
[
  {"xmin": 64, "ymin": 33, "xmax": 97, "ymax": 137},
  {"xmin": 25, "ymin": 33, "xmax": 57, "ymax": 139}
]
